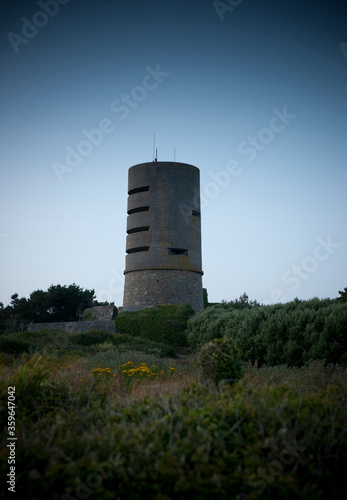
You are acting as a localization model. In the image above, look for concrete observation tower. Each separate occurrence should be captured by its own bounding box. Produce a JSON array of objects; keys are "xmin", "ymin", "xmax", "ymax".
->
[{"xmin": 123, "ymin": 161, "xmax": 204, "ymax": 312}]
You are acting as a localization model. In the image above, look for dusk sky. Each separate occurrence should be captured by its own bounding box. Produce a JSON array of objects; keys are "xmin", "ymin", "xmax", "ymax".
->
[{"xmin": 1, "ymin": 0, "xmax": 346, "ymax": 308}]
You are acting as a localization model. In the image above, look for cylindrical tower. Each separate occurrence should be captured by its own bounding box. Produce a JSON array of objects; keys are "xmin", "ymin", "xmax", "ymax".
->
[{"xmin": 123, "ymin": 161, "xmax": 203, "ymax": 312}]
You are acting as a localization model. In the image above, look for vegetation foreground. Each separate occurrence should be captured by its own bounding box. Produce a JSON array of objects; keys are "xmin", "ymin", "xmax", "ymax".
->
[
  {"xmin": 0, "ymin": 348, "xmax": 346, "ymax": 499},
  {"xmin": 0, "ymin": 296, "xmax": 346, "ymax": 498}
]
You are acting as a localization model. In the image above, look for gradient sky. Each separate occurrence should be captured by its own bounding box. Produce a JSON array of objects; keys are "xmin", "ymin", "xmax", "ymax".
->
[{"xmin": 0, "ymin": 0, "xmax": 346, "ymax": 307}]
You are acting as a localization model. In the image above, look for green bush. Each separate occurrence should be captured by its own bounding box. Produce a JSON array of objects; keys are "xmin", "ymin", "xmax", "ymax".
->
[
  {"xmin": 72, "ymin": 330, "xmax": 115, "ymax": 347},
  {"xmin": 1, "ymin": 358, "xmax": 346, "ymax": 499},
  {"xmin": 115, "ymin": 311, "xmax": 141, "ymax": 336},
  {"xmin": 187, "ymin": 298, "xmax": 347, "ymax": 367},
  {"xmin": 198, "ymin": 337, "xmax": 244, "ymax": 386},
  {"xmin": 81, "ymin": 308, "xmax": 96, "ymax": 321},
  {"xmin": 0, "ymin": 329, "xmax": 178, "ymax": 359},
  {"xmin": 111, "ymin": 333, "xmax": 176, "ymax": 357},
  {"xmin": 0, "ymin": 336, "xmax": 34, "ymax": 355},
  {"xmin": 116, "ymin": 303, "xmax": 194, "ymax": 346},
  {"xmin": 0, "ymin": 353, "xmax": 71, "ymax": 427},
  {"xmin": 4, "ymin": 329, "xmax": 71, "ymax": 351}
]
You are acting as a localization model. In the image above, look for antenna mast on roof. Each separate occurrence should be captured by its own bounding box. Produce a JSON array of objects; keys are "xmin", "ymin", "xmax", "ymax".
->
[
  {"xmin": 152, "ymin": 134, "xmax": 155, "ymax": 162},
  {"xmin": 155, "ymin": 148, "xmax": 158, "ymax": 162}
]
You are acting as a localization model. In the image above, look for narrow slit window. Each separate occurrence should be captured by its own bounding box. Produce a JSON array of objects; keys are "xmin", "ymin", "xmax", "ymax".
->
[
  {"xmin": 128, "ymin": 186, "xmax": 150, "ymax": 195},
  {"xmin": 192, "ymin": 209, "xmax": 200, "ymax": 217},
  {"xmin": 127, "ymin": 226, "xmax": 150, "ymax": 235},
  {"xmin": 126, "ymin": 246, "xmax": 149, "ymax": 254},
  {"xmin": 127, "ymin": 206, "xmax": 150, "ymax": 215},
  {"xmin": 168, "ymin": 248, "xmax": 188, "ymax": 256}
]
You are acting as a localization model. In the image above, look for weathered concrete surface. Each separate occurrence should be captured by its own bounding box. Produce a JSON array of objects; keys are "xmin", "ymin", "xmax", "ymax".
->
[{"xmin": 123, "ymin": 162, "xmax": 204, "ymax": 313}]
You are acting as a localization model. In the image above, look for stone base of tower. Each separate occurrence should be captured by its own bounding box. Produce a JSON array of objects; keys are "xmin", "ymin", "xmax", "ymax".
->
[{"xmin": 123, "ymin": 269, "xmax": 203, "ymax": 313}]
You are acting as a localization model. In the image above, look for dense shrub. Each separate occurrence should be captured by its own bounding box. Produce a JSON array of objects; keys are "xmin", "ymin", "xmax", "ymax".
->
[
  {"xmin": 0, "ymin": 354, "xmax": 71, "ymax": 428},
  {"xmin": 4, "ymin": 329, "xmax": 72, "ymax": 351},
  {"xmin": 115, "ymin": 311, "xmax": 141, "ymax": 336},
  {"xmin": 81, "ymin": 308, "xmax": 96, "ymax": 321},
  {"xmin": 0, "ymin": 336, "xmax": 34, "ymax": 355},
  {"xmin": 198, "ymin": 337, "xmax": 244, "ymax": 386},
  {"xmin": 72, "ymin": 330, "xmax": 116, "ymax": 346},
  {"xmin": 0, "ymin": 355, "xmax": 346, "ymax": 499},
  {"xmin": 111, "ymin": 334, "xmax": 176, "ymax": 357},
  {"xmin": 0, "ymin": 329, "xmax": 177, "ymax": 359},
  {"xmin": 116, "ymin": 303, "xmax": 194, "ymax": 346},
  {"xmin": 187, "ymin": 298, "xmax": 347, "ymax": 367}
]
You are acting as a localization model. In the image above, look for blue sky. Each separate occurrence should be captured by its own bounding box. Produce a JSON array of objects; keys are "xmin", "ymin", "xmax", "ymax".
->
[{"xmin": 0, "ymin": 0, "xmax": 346, "ymax": 307}]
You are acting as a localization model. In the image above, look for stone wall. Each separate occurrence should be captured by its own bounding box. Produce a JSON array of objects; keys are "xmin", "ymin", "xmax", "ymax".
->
[
  {"xmin": 82, "ymin": 305, "xmax": 116, "ymax": 321},
  {"xmin": 123, "ymin": 269, "xmax": 203, "ymax": 312},
  {"xmin": 27, "ymin": 319, "xmax": 115, "ymax": 333}
]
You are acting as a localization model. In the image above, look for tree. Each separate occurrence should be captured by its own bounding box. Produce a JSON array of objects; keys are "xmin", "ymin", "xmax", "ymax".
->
[
  {"xmin": 10, "ymin": 294, "xmax": 30, "ymax": 319},
  {"xmin": 43, "ymin": 284, "xmax": 96, "ymax": 322},
  {"xmin": 0, "ymin": 302, "xmax": 9, "ymax": 332},
  {"xmin": 221, "ymin": 293, "xmax": 260, "ymax": 309},
  {"xmin": 338, "ymin": 287, "xmax": 347, "ymax": 302},
  {"xmin": 2, "ymin": 284, "xmax": 96, "ymax": 325},
  {"xmin": 28, "ymin": 289, "xmax": 50, "ymax": 322},
  {"xmin": 203, "ymin": 288, "xmax": 209, "ymax": 309}
]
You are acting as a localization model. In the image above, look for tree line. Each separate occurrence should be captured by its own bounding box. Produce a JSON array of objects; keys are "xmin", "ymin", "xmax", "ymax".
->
[{"xmin": 0, "ymin": 284, "xmax": 110, "ymax": 332}]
